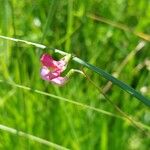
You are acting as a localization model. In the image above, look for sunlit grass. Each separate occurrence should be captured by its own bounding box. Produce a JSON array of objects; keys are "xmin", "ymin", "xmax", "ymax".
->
[{"xmin": 0, "ymin": 0, "xmax": 150, "ymax": 149}]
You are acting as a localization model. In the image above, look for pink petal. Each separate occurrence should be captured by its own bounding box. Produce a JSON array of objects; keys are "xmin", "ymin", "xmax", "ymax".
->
[
  {"xmin": 40, "ymin": 66, "xmax": 60, "ymax": 81},
  {"xmin": 40, "ymin": 53, "xmax": 57, "ymax": 68},
  {"xmin": 40, "ymin": 53, "xmax": 69, "ymax": 85},
  {"xmin": 50, "ymin": 77, "xmax": 68, "ymax": 86},
  {"xmin": 40, "ymin": 53, "xmax": 68, "ymax": 72},
  {"xmin": 55, "ymin": 60, "xmax": 67, "ymax": 72}
]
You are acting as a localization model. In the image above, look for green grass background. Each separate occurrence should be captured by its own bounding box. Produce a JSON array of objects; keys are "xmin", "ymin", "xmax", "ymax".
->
[{"xmin": 0, "ymin": 0, "xmax": 150, "ymax": 149}]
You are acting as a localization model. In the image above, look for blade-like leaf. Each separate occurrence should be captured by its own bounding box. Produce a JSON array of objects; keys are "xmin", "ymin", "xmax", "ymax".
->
[
  {"xmin": 0, "ymin": 35, "xmax": 150, "ymax": 106},
  {"xmin": 73, "ymin": 57, "xmax": 150, "ymax": 107},
  {"xmin": 0, "ymin": 124, "xmax": 69, "ymax": 150}
]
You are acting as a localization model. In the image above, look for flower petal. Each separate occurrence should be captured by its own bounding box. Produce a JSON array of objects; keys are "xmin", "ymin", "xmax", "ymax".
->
[
  {"xmin": 40, "ymin": 53, "xmax": 57, "ymax": 68},
  {"xmin": 50, "ymin": 77, "xmax": 68, "ymax": 85},
  {"xmin": 40, "ymin": 53, "xmax": 70, "ymax": 85},
  {"xmin": 56, "ymin": 60, "xmax": 67, "ymax": 72},
  {"xmin": 40, "ymin": 66, "xmax": 60, "ymax": 81}
]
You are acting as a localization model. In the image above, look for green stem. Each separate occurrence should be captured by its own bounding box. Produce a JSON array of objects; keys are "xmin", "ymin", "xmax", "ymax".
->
[
  {"xmin": 73, "ymin": 57, "xmax": 150, "ymax": 107},
  {"xmin": 66, "ymin": 69, "xmax": 85, "ymax": 78},
  {"xmin": 53, "ymin": 48, "xmax": 150, "ymax": 107},
  {"xmin": 0, "ymin": 35, "xmax": 150, "ymax": 106}
]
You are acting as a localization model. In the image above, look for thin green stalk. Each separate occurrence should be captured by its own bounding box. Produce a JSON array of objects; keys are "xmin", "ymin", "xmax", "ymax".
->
[
  {"xmin": 0, "ymin": 35, "xmax": 46, "ymax": 49},
  {"xmin": 0, "ymin": 79, "xmax": 122, "ymax": 119},
  {"xmin": 65, "ymin": 0, "xmax": 73, "ymax": 52},
  {"xmin": 83, "ymin": 70, "xmax": 148, "ymax": 133},
  {"xmin": 0, "ymin": 35, "xmax": 150, "ymax": 106},
  {"xmin": 87, "ymin": 14, "xmax": 150, "ymax": 42},
  {"xmin": 72, "ymin": 57, "xmax": 150, "ymax": 106},
  {"xmin": 0, "ymin": 124, "xmax": 69, "ymax": 150},
  {"xmin": 102, "ymin": 41, "xmax": 145, "ymax": 93},
  {"xmin": 40, "ymin": 0, "xmax": 57, "ymax": 43},
  {"xmin": 0, "ymin": 79, "xmax": 150, "ymax": 131}
]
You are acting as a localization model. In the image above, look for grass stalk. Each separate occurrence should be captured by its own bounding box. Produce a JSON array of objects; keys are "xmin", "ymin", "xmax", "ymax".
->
[
  {"xmin": 0, "ymin": 35, "xmax": 150, "ymax": 106},
  {"xmin": 0, "ymin": 79, "xmax": 149, "ymax": 132},
  {"xmin": 0, "ymin": 124, "xmax": 69, "ymax": 150}
]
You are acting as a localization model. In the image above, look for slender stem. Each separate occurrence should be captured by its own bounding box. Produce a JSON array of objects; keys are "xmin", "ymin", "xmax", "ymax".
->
[
  {"xmin": 0, "ymin": 35, "xmax": 150, "ymax": 106},
  {"xmin": 83, "ymin": 70, "xmax": 148, "ymax": 134},
  {"xmin": 87, "ymin": 14, "xmax": 150, "ymax": 42},
  {"xmin": 0, "ymin": 79, "xmax": 122, "ymax": 119},
  {"xmin": 0, "ymin": 124, "xmax": 69, "ymax": 150},
  {"xmin": 66, "ymin": 69, "xmax": 85, "ymax": 78},
  {"xmin": 0, "ymin": 35, "xmax": 46, "ymax": 49},
  {"xmin": 72, "ymin": 57, "xmax": 150, "ymax": 106},
  {"xmin": 0, "ymin": 79, "xmax": 149, "ymax": 131}
]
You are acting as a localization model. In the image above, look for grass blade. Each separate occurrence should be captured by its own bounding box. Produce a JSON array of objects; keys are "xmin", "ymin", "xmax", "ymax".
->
[
  {"xmin": 0, "ymin": 35, "xmax": 46, "ymax": 49},
  {"xmin": 102, "ymin": 41, "xmax": 146, "ymax": 93},
  {"xmin": 0, "ymin": 79, "xmax": 150, "ymax": 132},
  {"xmin": 73, "ymin": 57, "xmax": 150, "ymax": 106},
  {"xmin": 0, "ymin": 79, "xmax": 122, "ymax": 119},
  {"xmin": 87, "ymin": 14, "xmax": 150, "ymax": 42},
  {"xmin": 0, "ymin": 124, "xmax": 69, "ymax": 150},
  {"xmin": 0, "ymin": 35, "xmax": 150, "ymax": 106}
]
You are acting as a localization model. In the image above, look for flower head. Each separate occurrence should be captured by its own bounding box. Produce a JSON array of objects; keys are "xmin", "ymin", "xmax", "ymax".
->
[{"xmin": 40, "ymin": 53, "xmax": 71, "ymax": 86}]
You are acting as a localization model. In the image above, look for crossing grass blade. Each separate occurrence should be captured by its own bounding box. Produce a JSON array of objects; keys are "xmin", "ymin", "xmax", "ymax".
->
[
  {"xmin": 0, "ymin": 35, "xmax": 150, "ymax": 106},
  {"xmin": 0, "ymin": 124, "xmax": 69, "ymax": 150},
  {"xmin": 73, "ymin": 57, "xmax": 150, "ymax": 107},
  {"xmin": 87, "ymin": 14, "xmax": 150, "ymax": 42},
  {"xmin": 0, "ymin": 79, "xmax": 150, "ymax": 132}
]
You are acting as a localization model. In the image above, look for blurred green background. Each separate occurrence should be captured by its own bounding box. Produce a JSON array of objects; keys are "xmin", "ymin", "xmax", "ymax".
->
[{"xmin": 0, "ymin": 0, "xmax": 150, "ymax": 149}]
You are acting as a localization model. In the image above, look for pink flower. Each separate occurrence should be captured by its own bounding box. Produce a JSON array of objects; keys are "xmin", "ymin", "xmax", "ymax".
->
[{"xmin": 40, "ymin": 53, "xmax": 69, "ymax": 85}]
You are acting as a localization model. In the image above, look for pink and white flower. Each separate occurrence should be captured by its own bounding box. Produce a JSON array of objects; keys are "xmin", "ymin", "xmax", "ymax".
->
[{"xmin": 40, "ymin": 53, "xmax": 70, "ymax": 85}]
